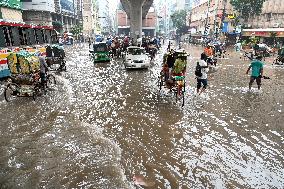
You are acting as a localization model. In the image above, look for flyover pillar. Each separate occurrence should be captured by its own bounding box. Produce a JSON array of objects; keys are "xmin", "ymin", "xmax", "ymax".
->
[{"xmin": 129, "ymin": 0, "xmax": 146, "ymax": 45}]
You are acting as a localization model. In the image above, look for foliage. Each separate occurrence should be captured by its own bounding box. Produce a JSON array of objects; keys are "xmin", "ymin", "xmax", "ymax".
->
[
  {"xmin": 170, "ymin": 10, "xmax": 188, "ymax": 36},
  {"xmin": 270, "ymin": 32, "xmax": 278, "ymax": 45},
  {"xmin": 71, "ymin": 24, "xmax": 83, "ymax": 35},
  {"xmin": 270, "ymin": 32, "xmax": 278, "ymax": 38},
  {"xmin": 231, "ymin": 0, "xmax": 265, "ymax": 18},
  {"xmin": 52, "ymin": 21, "xmax": 63, "ymax": 28}
]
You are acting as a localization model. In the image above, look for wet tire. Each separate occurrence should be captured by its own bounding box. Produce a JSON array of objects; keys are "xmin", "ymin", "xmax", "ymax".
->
[
  {"xmin": 61, "ymin": 60, "xmax": 67, "ymax": 71},
  {"xmin": 4, "ymin": 83, "xmax": 19, "ymax": 102},
  {"xmin": 32, "ymin": 92, "xmax": 36, "ymax": 101},
  {"xmin": 158, "ymin": 76, "xmax": 163, "ymax": 91},
  {"xmin": 175, "ymin": 89, "xmax": 178, "ymax": 103},
  {"xmin": 182, "ymin": 82, "xmax": 186, "ymax": 107}
]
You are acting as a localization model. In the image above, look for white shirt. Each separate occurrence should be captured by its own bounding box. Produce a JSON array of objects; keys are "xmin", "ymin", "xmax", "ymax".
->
[{"xmin": 198, "ymin": 59, "xmax": 209, "ymax": 79}]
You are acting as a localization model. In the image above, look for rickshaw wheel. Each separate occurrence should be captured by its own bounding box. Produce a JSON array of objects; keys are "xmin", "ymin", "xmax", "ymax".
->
[
  {"xmin": 4, "ymin": 83, "xmax": 18, "ymax": 102},
  {"xmin": 60, "ymin": 60, "xmax": 67, "ymax": 71},
  {"xmin": 158, "ymin": 75, "xmax": 163, "ymax": 91}
]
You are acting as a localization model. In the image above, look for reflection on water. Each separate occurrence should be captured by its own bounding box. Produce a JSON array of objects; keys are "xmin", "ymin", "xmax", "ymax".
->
[{"xmin": 0, "ymin": 44, "xmax": 283, "ymax": 189}]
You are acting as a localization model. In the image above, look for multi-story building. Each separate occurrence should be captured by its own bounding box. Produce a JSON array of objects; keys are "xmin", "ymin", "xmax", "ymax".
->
[
  {"xmin": 82, "ymin": 0, "xmax": 97, "ymax": 37},
  {"xmin": 245, "ymin": 0, "xmax": 284, "ymax": 29},
  {"xmin": 52, "ymin": 0, "xmax": 81, "ymax": 33},
  {"xmin": 240, "ymin": 0, "xmax": 284, "ymax": 40},
  {"xmin": 154, "ymin": 0, "xmax": 178, "ymax": 36},
  {"xmin": 22, "ymin": 0, "xmax": 55, "ymax": 26},
  {"xmin": 190, "ymin": 0, "xmax": 235, "ymax": 37},
  {"xmin": 97, "ymin": 0, "xmax": 111, "ymax": 35}
]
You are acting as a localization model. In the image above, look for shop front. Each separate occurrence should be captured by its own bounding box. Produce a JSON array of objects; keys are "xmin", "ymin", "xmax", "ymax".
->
[
  {"xmin": 242, "ymin": 29, "xmax": 284, "ymax": 38},
  {"xmin": 242, "ymin": 28, "xmax": 284, "ymax": 46},
  {"xmin": 0, "ymin": 21, "xmax": 56, "ymax": 47}
]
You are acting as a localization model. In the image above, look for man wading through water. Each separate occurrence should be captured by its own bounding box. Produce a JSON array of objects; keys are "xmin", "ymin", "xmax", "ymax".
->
[
  {"xmin": 195, "ymin": 53, "xmax": 209, "ymax": 95},
  {"xmin": 246, "ymin": 55, "xmax": 264, "ymax": 90}
]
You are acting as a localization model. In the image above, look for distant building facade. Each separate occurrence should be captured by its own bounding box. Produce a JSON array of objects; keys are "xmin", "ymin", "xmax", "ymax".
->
[
  {"xmin": 97, "ymin": 0, "xmax": 111, "ymax": 35},
  {"xmin": 245, "ymin": 0, "xmax": 284, "ymax": 29},
  {"xmin": 82, "ymin": 0, "xmax": 96, "ymax": 37},
  {"xmin": 52, "ymin": 0, "xmax": 81, "ymax": 33},
  {"xmin": 116, "ymin": 7, "xmax": 157, "ymax": 37},
  {"xmin": 190, "ymin": 0, "xmax": 235, "ymax": 37},
  {"xmin": 22, "ymin": 0, "xmax": 55, "ymax": 26}
]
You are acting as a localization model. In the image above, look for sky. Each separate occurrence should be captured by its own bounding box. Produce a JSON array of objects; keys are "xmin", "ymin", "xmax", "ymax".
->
[{"xmin": 109, "ymin": 0, "xmax": 119, "ymax": 13}]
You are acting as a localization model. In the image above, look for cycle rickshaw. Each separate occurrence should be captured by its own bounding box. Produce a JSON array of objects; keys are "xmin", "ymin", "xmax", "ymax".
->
[
  {"xmin": 159, "ymin": 50, "xmax": 188, "ymax": 107},
  {"xmin": 273, "ymin": 47, "xmax": 284, "ymax": 65},
  {"xmin": 4, "ymin": 53, "xmax": 56, "ymax": 102},
  {"xmin": 46, "ymin": 45, "xmax": 66, "ymax": 71}
]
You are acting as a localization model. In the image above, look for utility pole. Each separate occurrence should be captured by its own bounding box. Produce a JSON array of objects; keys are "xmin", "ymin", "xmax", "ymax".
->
[
  {"xmin": 220, "ymin": 0, "xmax": 227, "ymax": 39},
  {"xmin": 204, "ymin": 0, "xmax": 211, "ymax": 37},
  {"xmin": 213, "ymin": 0, "xmax": 220, "ymax": 40}
]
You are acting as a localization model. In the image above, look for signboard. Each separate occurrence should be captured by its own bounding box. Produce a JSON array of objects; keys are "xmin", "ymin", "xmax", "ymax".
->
[
  {"xmin": 60, "ymin": 0, "xmax": 74, "ymax": 13},
  {"xmin": 222, "ymin": 22, "xmax": 228, "ymax": 33},
  {"xmin": 0, "ymin": 0, "xmax": 22, "ymax": 9},
  {"xmin": 22, "ymin": 0, "xmax": 55, "ymax": 12},
  {"xmin": 242, "ymin": 31, "xmax": 284, "ymax": 37}
]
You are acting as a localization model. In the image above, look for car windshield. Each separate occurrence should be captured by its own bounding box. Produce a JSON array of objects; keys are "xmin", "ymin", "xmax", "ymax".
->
[
  {"xmin": 128, "ymin": 48, "xmax": 143, "ymax": 55},
  {"xmin": 93, "ymin": 43, "xmax": 107, "ymax": 52}
]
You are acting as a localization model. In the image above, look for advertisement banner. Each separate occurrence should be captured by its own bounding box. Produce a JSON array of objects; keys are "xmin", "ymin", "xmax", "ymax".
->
[
  {"xmin": 222, "ymin": 22, "xmax": 228, "ymax": 33},
  {"xmin": 0, "ymin": 0, "xmax": 22, "ymax": 9},
  {"xmin": 60, "ymin": 0, "xmax": 74, "ymax": 13}
]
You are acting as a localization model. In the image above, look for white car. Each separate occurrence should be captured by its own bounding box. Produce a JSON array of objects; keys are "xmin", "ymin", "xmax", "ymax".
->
[{"xmin": 124, "ymin": 46, "xmax": 150, "ymax": 69}]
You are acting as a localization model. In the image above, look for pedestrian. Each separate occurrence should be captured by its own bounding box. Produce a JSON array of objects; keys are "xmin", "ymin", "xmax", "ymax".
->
[
  {"xmin": 88, "ymin": 37, "xmax": 91, "ymax": 48},
  {"xmin": 235, "ymin": 41, "xmax": 242, "ymax": 52},
  {"xmin": 39, "ymin": 56, "xmax": 48, "ymax": 86},
  {"xmin": 195, "ymin": 53, "xmax": 209, "ymax": 95},
  {"xmin": 246, "ymin": 55, "xmax": 264, "ymax": 90},
  {"xmin": 166, "ymin": 49, "xmax": 175, "ymax": 74},
  {"xmin": 167, "ymin": 41, "xmax": 171, "ymax": 52}
]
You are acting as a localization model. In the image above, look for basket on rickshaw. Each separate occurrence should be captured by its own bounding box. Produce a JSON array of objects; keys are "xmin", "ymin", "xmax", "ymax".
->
[{"xmin": 46, "ymin": 45, "xmax": 66, "ymax": 71}]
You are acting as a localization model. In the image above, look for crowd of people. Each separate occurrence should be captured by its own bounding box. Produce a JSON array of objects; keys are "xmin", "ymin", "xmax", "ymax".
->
[
  {"xmin": 160, "ymin": 39, "xmax": 267, "ymax": 96},
  {"xmin": 102, "ymin": 36, "xmax": 163, "ymax": 59},
  {"xmin": 64, "ymin": 32, "xmax": 268, "ymax": 95}
]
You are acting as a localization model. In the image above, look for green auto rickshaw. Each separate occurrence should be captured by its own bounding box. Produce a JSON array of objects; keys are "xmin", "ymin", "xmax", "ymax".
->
[{"xmin": 90, "ymin": 42, "xmax": 111, "ymax": 63}]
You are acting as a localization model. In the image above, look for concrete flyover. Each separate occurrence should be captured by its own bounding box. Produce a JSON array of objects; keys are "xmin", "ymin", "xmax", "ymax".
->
[{"xmin": 120, "ymin": 0, "xmax": 153, "ymax": 43}]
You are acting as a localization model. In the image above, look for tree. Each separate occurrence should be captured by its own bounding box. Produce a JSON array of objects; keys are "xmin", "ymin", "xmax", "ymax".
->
[
  {"xmin": 71, "ymin": 24, "xmax": 83, "ymax": 36},
  {"xmin": 270, "ymin": 32, "xmax": 278, "ymax": 46},
  {"xmin": 231, "ymin": 0, "xmax": 265, "ymax": 19},
  {"xmin": 170, "ymin": 10, "xmax": 188, "ymax": 36}
]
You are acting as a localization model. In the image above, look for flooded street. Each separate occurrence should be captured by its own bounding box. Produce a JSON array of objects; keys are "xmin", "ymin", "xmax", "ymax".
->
[{"xmin": 0, "ymin": 43, "xmax": 283, "ymax": 189}]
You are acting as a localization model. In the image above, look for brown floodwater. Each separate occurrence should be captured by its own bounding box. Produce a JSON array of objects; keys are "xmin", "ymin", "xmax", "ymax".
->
[{"xmin": 0, "ymin": 43, "xmax": 283, "ymax": 189}]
